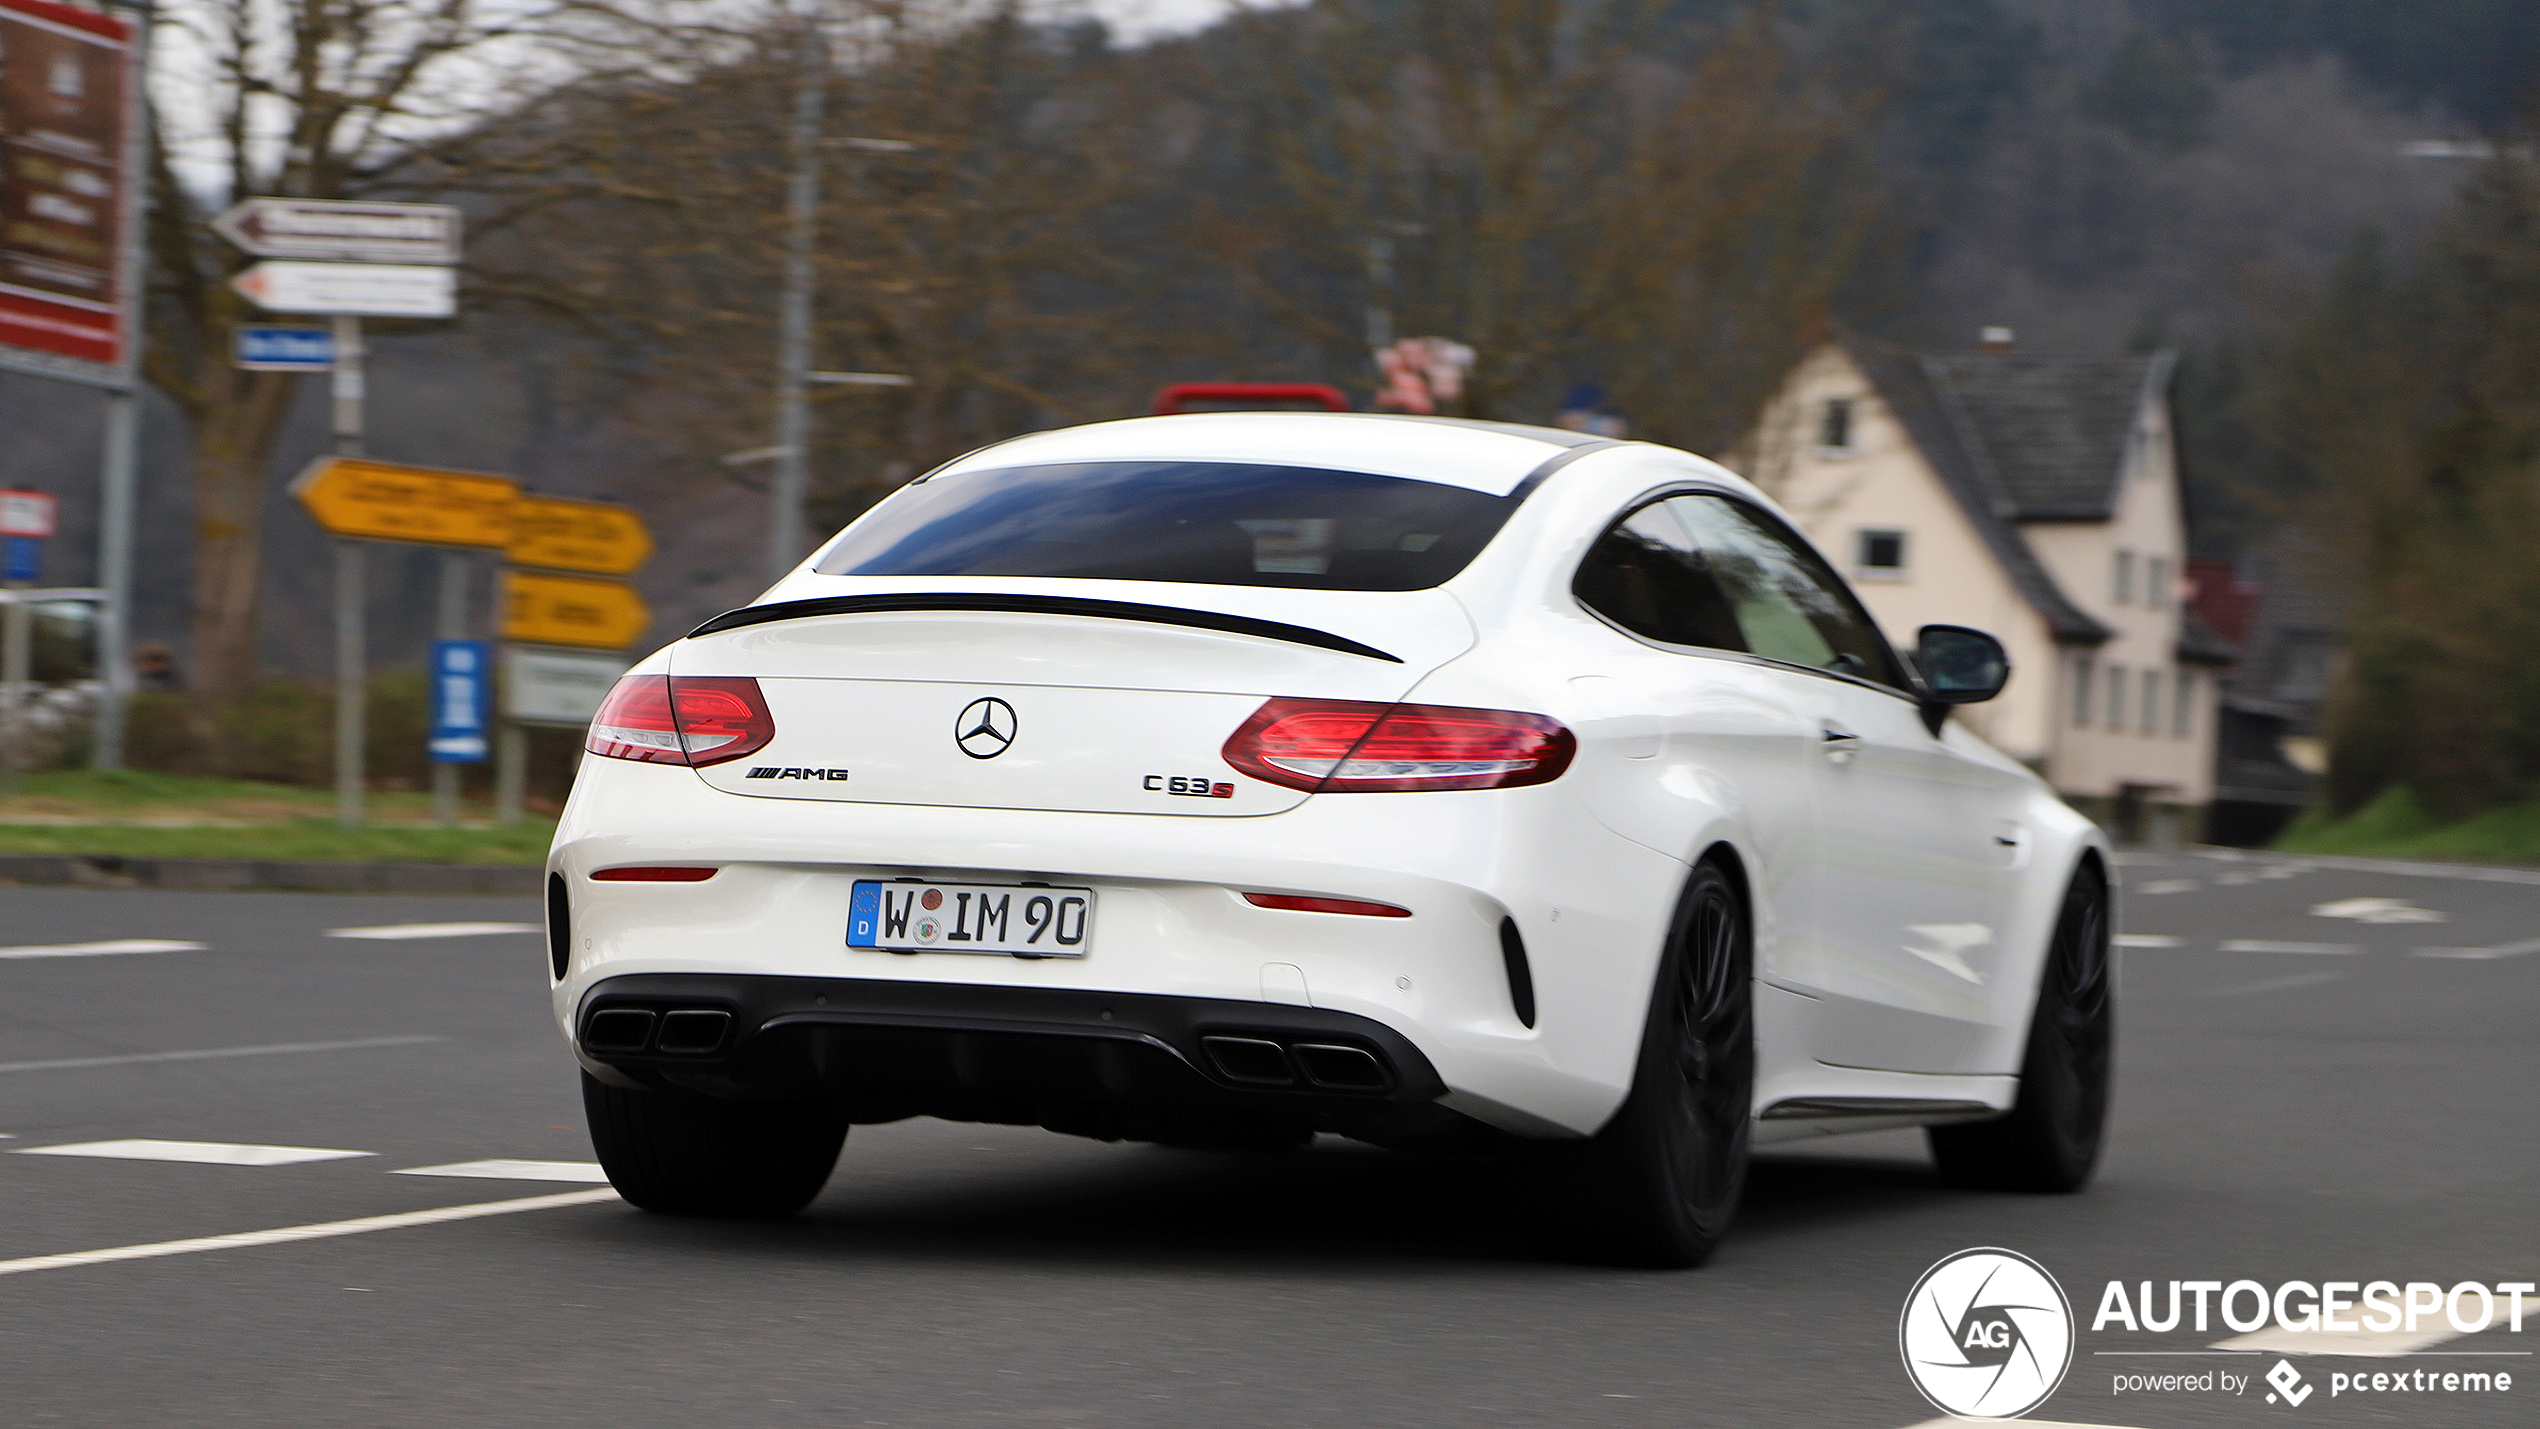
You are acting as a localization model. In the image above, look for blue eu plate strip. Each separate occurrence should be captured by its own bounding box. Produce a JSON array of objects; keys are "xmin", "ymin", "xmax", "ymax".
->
[{"xmin": 846, "ymin": 881, "xmax": 881, "ymax": 947}]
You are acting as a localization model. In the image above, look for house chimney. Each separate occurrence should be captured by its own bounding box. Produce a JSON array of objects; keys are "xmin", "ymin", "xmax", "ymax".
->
[{"xmin": 1980, "ymin": 326, "xmax": 2015, "ymax": 353}]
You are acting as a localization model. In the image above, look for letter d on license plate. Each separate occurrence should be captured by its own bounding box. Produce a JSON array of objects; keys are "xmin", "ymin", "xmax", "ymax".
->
[{"xmin": 848, "ymin": 880, "xmax": 1093, "ymax": 958}]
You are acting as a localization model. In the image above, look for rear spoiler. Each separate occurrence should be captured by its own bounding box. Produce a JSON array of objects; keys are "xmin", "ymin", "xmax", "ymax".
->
[{"xmin": 688, "ymin": 593, "xmax": 1403, "ymax": 663}]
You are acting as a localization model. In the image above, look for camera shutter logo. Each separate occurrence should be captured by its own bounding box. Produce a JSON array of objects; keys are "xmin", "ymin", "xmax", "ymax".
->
[
  {"xmin": 954, "ymin": 697, "xmax": 1017, "ymax": 759},
  {"xmin": 1900, "ymin": 1248, "xmax": 2076, "ymax": 1419}
]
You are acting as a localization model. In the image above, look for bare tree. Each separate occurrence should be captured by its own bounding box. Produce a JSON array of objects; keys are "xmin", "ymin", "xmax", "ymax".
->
[{"xmin": 146, "ymin": 0, "xmax": 542, "ymax": 730}]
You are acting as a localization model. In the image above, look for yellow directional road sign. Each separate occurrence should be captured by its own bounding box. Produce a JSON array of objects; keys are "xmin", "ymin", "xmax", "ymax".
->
[
  {"xmin": 291, "ymin": 457, "xmax": 517, "ymax": 548},
  {"xmin": 501, "ymin": 570, "xmax": 651, "ymax": 650},
  {"xmin": 509, "ymin": 494, "xmax": 653, "ymax": 576}
]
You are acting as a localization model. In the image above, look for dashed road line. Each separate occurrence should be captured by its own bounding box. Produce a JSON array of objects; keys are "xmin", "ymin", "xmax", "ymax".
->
[
  {"xmin": 0, "ymin": 1035, "xmax": 440, "ymax": 1076},
  {"xmin": 17, "ymin": 1139, "xmax": 373, "ymax": 1166},
  {"xmin": 0, "ymin": 1188, "xmax": 620, "ymax": 1279},
  {"xmin": 326, "ymin": 922, "xmax": 539, "ymax": 941},
  {"xmin": 2135, "ymin": 880, "xmax": 2197, "ymax": 895},
  {"xmin": 2412, "ymin": 937, "xmax": 2540, "ymax": 960},
  {"xmin": 2222, "ymin": 940, "xmax": 2361, "ymax": 955},
  {"xmin": 2198, "ymin": 849, "xmax": 2540, "ymax": 888},
  {"xmin": 0, "ymin": 939, "xmax": 204, "ymax": 960},
  {"xmin": 1902, "ymin": 1419, "xmax": 2146, "ymax": 1428},
  {"xmin": 396, "ymin": 1159, "xmax": 608, "ymax": 1183},
  {"xmin": 2114, "ymin": 935, "xmax": 2180, "ymax": 948},
  {"xmin": 2204, "ymin": 972, "xmax": 2347, "ymax": 998},
  {"xmin": 2216, "ymin": 1324, "xmax": 2470, "ymax": 1357}
]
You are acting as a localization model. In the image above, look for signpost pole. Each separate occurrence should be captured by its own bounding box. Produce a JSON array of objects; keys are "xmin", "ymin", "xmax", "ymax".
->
[
  {"xmin": 495, "ymin": 719, "xmax": 525, "ymax": 827},
  {"xmin": 1, "ymin": 584, "xmax": 27, "ymax": 799},
  {"xmin": 433, "ymin": 552, "xmax": 466, "ymax": 825},
  {"xmin": 332, "ymin": 314, "xmax": 365, "ymax": 830}
]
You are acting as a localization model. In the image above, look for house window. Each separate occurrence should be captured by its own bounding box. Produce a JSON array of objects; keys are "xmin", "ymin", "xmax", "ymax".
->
[
  {"xmin": 2147, "ymin": 556, "xmax": 2170, "ymax": 610},
  {"xmin": 2106, "ymin": 664, "xmax": 2127, "ymax": 728},
  {"xmin": 1819, "ymin": 397, "xmax": 1855, "ymax": 453},
  {"xmin": 1855, "ymin": 529, "xmax": 1907, "ymax": 580},
  {"xmin": 2113, "ymin": 550, "xmax": 2135, "ymax": 605},
  {"xmin": 2072, "ymin": 656, "xmax": 2095, "ymax": 727},
  {"xmin": 2173, "ymin": 670, "xmax": 2195, "ymax": 737},
  {"xmin": 2139, "ymin": 670, "xmax": 2162, "ymax": 733}
]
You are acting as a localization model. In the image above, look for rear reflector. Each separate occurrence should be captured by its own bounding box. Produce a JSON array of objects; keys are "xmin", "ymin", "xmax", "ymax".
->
[
  {"xmin": 586, "ymin": 675, "xmax": 775, "ymax": 767},
  {"xmin": 590, "ymin": 866, "xmax": 720, "ymax": 882},
  {"xmin": 1221, "ymin": 697, "xmax": 1575, "ymax": 793},
  {"xmin": 1243, "ymin": 892, "xmax": 1411, "ymax": 918}
]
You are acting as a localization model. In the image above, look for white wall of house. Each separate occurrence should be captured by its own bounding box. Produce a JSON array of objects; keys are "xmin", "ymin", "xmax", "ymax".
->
[
  {"xmin": 1733, "ymin": 344, "xmax": 2219, "ymax": 806},
  {"xmin": 1734, "ymin": 346, "xmax": 2060, "ymax": 765},
  {"xmin": 2019, "ymin": 387, "xmax": 2216, "ymax": 803}
]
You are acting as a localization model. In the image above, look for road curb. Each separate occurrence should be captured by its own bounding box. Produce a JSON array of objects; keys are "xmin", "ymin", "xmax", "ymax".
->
[{"xmin": 0, "ymin": 853, "xmax": 540, "ymax": 896}]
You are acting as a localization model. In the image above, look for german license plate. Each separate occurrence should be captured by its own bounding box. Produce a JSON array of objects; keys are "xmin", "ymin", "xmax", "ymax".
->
[{"xmin": 847, "ymin": 880, "xmax": 1093, "ymax": 957}]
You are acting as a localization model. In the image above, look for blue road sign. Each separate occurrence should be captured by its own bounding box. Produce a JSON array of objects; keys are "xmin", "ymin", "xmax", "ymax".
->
[
  {"xmin": 2, "ymin": 536, "xmax": 39, "ymax": 582},
  {"xmin": 234, "ymin": 325, "xmax": 336, "ymax": 370},
  {"xmin": 428, "ymin": 640, "xmax": 491, "ymax": 763}
]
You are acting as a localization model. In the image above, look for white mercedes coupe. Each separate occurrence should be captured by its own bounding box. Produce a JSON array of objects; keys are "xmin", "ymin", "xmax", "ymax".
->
[{"xmin": 550, "ymin": 412, "xmax": 2112, "ymax": 1266}]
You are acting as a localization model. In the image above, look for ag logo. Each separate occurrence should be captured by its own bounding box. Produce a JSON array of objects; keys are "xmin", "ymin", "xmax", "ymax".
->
[
  {"xmin": 1899, "ymin": 1247, "xmax": 2075, "ymax": 1420},
  {"xmin": 954, "ymin": 697, "xmax": 1018, "ymax": 759}
]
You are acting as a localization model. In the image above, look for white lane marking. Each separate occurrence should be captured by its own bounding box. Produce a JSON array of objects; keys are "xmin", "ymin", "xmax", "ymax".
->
[
  {"xmin": 395, "ymin": 1159, "xmax": 608, "ymax": 1183},
  {"xmin": 2222, "ymin": 940, "xmax": 2362, "ymax": 954},
  {"xmin": 2412, "ymin": 937, "xmax": 2540, "ymax": 960},
  {"xmin": 0, "ymin": 1035, "xmax": 439, "ymax": 1076},
  {"xmin": 2205, "ymin": 972, "xmax": 2346, "ymax": 998},
  {"xmin": 2199, "ymin": 848, "xmax": 2540, "ymax": 887},
  {"xmin": 2311, "ymin": 897, "xmax": 2445, "ymax": 924},
  {"xmin": 2215, "ymin": 1324, "xmax": 2466, "ymax": 1357},
  {"xmin": 1902, "ymin": 1419, "xmax": 2149, "ymax": 1428},
  {"xmin": 2114, "ymin": 934, "xmax": 2181, "ymax": 948},
  {"xmin": 17, "ymin": 1138, "xmax": 373, "ymax": 1166},
  {"xmin": 0, "ymin": 1188, "xmax": 619, "ymax": 1279},
  {"xmin": 0, "ymin": 939, "xmax": 204, "ymax": 960},
  {"xmin": 2135, "ymin": 879, "xmax": 2197, "ymax": 895},
  {"xmin": 325, "ymin": 922, "xmax": 538, "ymax": 940}
]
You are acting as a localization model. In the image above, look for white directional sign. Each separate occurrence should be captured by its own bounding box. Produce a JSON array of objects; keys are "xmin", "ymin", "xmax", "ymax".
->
[
  {"xmin": 505, "ymin": 646, "xmax": 632, "ymax": 726},
  {"xmin": 230, "ymin": 261, "xmax": 457, "ymax": 318},
  {"xmin": 211, "ymin": 199, "xmax": 461, "ymax": 265}
]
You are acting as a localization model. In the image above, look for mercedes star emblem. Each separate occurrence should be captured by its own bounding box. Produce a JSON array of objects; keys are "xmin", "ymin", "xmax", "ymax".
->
[{"xmin": 954, "ymin": 696, "xmax": 1018, "ymax": 759}]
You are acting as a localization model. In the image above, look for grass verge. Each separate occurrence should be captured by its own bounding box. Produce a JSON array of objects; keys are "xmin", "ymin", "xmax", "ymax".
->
[
  {"xmin": 2273, "ymin": 786, "xmax": 2540, "ymax": 865},
  {"xmin": 0, "ymin": 769, "xmax": 553, "ymax": 864}
]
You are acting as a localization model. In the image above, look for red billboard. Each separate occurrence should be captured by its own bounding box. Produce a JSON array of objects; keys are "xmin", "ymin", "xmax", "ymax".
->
[{"xmin": 0, "ymin": 0, "xmax": 133, "ymax": 376}]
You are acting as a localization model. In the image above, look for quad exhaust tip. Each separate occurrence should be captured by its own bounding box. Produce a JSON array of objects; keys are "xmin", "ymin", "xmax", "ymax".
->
[
  {"xmin": 1199, "ymin": 1034, "xmax": 1390, "ymax": 1092},
  {"xmin": 580, "ymin": 1006, "xmax": 731, "ymax": 1057}
]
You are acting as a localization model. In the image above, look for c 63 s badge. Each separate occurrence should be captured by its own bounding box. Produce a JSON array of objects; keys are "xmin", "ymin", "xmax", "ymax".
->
[
  {"xmin": 747, "ymin": 767, "xmax": 850, "ymax": 781},
  {"xmin": 1145, "ymin": 774, "xmax": 1234, "ymax": 799}
]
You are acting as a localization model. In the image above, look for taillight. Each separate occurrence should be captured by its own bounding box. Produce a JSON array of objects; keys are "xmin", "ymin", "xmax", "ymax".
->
[
  {"xmin": 1221, "ymin": 697, "xmax": 1575, "ymax": 793},
  {"xmin": 585, "ymin": 675, "xmax": 775, "ymax": 767}
]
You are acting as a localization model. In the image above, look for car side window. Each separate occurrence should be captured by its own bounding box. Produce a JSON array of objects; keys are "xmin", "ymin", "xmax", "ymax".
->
[
  {"xmin": 1571, "ymin": 502, "xmax": 1749, "ymax": 652},
  {"xmin": 1575, "ymin": 491, "xmax": 1909, "ymax": 691},
  {"xmin": 1661, "ymin": 493, "xmax": 1908, "ymax": 689}
]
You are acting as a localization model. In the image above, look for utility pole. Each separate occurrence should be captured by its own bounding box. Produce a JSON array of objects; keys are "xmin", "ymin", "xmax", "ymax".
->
[
  {"xmin": 332, "ymin": 313, "xmax": 365, "ymax": 830},
  {"xmin": 91, "ymin": 0, "xmax": 154, "ymax": 770},
  {"xmin": 432, "ymin": 551, "xmax": 467, "ymax": 825},
  {"xmin": 767, "ymin": 19, "xmax": 827, "ymax": 584}
]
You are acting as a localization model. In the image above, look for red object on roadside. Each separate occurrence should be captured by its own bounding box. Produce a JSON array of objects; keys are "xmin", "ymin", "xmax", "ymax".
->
[{"xmin": 1150, "ymin": 382, "xmax": 1351, "ymax": 416}]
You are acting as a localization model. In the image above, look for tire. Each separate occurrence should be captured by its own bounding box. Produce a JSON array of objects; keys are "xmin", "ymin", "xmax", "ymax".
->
[
  {"xmin": 1554, "ymin": 861, "xmax": 1754, "ymax": 1268},
  {"xmin": 1929, "ymin": 860, "xmax": 2113, "ymax": 1193},
  {"xmin": 582, "ymin": 1072, "xmax": 847, "ymax": 1217}
]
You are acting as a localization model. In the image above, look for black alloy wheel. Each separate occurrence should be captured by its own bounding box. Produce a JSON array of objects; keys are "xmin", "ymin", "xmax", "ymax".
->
[
  {"xmin": 1558, "ymin": 860, "xmax": 1754, "ymax": 1268},
  {"xmin": 1929, "ymin": 860, "xmax": 2113, "ymax": 1192}
]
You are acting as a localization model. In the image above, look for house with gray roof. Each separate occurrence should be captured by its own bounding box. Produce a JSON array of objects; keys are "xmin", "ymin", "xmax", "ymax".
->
[{"xmin": 1732, "ymin": 336, "xmax": 2231, "ymax": 836}]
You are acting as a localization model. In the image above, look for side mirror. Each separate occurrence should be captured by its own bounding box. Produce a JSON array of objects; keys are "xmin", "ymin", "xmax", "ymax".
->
[{"xmin": 1916, "ymin": 625, "xmax": 2009, "ymax": 730}]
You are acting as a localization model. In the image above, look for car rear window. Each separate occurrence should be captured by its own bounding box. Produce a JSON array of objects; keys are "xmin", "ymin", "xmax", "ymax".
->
[{"xmin": 813, "ymin": 461, "xmax": 1516, "ymax": 591}]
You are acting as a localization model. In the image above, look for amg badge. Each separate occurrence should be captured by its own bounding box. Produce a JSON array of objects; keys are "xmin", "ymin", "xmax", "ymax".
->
[
  {"xmin": 747, "ymin": 767, "xmax": 850, "ymax": 781},
  {"xmin": 1145, "ymin": 774, "xmax": 1234, "ymax": 799}
]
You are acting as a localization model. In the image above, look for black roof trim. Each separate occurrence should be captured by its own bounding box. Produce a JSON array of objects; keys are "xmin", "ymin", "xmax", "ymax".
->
[
  {"xmin": 687, "ymin": 593, "xmax": 1404, "ymax": 663},
  {"xmin": 1506, "ymin": 438, "xmax": 1627, "ymax": 504}
]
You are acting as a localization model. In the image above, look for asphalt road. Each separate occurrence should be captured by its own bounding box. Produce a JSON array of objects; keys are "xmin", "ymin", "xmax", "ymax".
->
[{"xmin": 0, "ymin": 848, "xmax": 2531, "ymax": 1428}]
